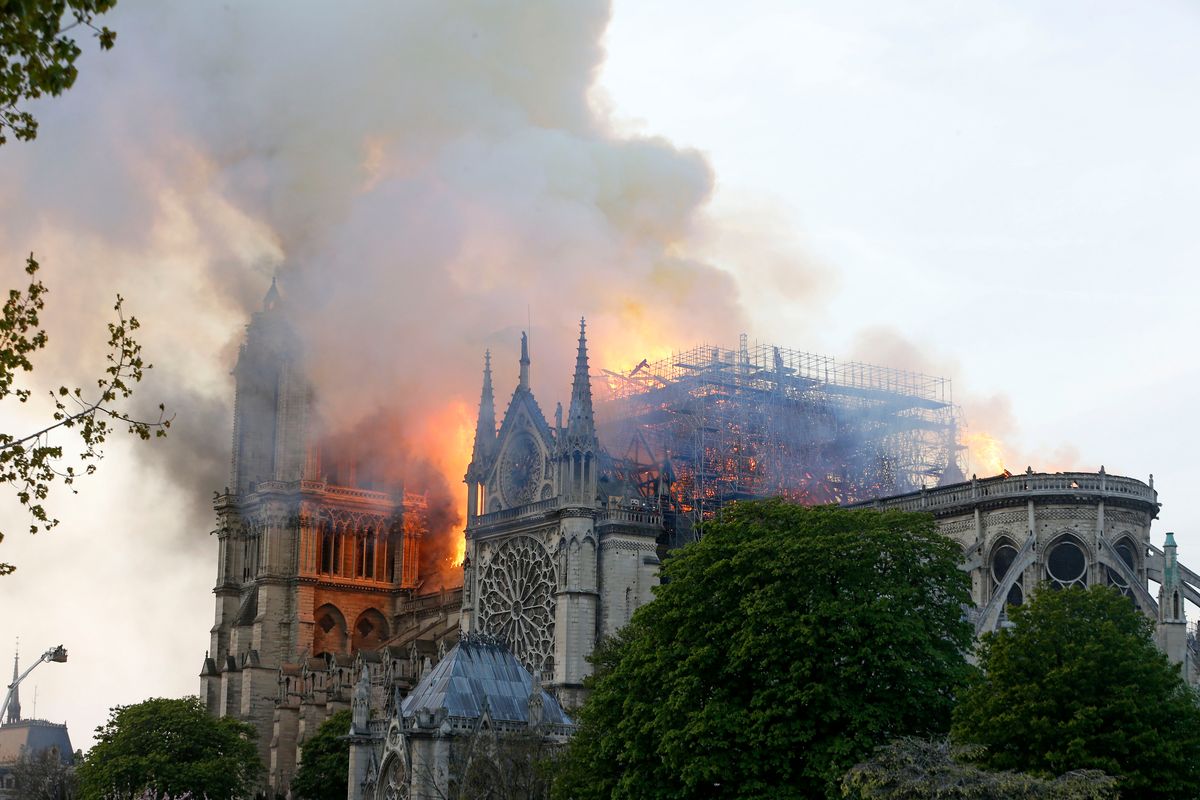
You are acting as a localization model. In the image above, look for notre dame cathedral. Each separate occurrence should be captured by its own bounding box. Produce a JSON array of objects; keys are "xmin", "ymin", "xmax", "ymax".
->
[
  {"xmin": 201, "ymin": 284, "xmax": 657, "ymax": 794},
  {"xmin": 205, "ymin": 281, "xmax": 1198, "ymax": 799}
]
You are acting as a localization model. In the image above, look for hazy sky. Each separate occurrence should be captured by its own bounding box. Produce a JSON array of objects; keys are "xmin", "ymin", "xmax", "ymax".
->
[{"xmin": 1, "ymin": 1, "xmax": 1198, "ymax": 752}]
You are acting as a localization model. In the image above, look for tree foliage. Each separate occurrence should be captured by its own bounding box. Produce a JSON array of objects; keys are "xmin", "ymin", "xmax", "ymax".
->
[
  {"xmin": 10, "ymin": 746, "xmax": 78, "ymax": 800},
  {"xmin": 841, "ymin": 738, "xmax": 1117, "ymax": 799},
  {"xmin": 291, "ymin": 709, "xmax": 351, "ymax": 800},
  {"xmin": 76, "ymin": 696, "xmax": 260, "ymax": 800},
  {"xmin": 454, "ymin": 727, "xmax": 558, "ymax": 800},
  {"xmin": 952, "ymin": 585, "xmax": 1200, "ymax": 800},
  {"xmin": 0, "ymin": 0, "xmax": 117, "ymax": 145},
  {"xmin": 0, "ymin": 255, "xmax": 169, "ymax": 574},
  {"xmin": 553, "ymin": 500, "xmax": 976, "ymax": 800}
]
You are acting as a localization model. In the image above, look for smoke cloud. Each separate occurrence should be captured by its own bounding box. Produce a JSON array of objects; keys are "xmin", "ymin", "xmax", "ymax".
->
[{"xmin": 0, "ymin": 0, "xmax": 752, "ymax": 590}]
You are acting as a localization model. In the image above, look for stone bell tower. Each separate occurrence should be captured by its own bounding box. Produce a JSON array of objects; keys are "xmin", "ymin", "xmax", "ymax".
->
[{"xmin": 202, "ymin": 278, "xmax": 435, "ymax": 794}]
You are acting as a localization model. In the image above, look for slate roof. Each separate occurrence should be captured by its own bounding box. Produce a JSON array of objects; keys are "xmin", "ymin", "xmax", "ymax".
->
[
  {"xmin": 0, "ymin": 721, "xmax": 74, "ymax": 765},
  {"xmin": 401, "ymin": 637, "xmax": 571, "ymax": 726}
]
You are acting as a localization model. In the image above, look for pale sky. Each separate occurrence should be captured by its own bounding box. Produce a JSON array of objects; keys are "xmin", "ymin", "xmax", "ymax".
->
[{"xmin": 1, "ymin": 1, "xmax": 1198, "ymax": 753}]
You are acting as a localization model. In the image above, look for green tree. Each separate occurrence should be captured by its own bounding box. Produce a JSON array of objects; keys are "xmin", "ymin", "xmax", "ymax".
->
[
  {"xmin": 291, "ymin": 709, "xmax": 351, "ymax": 800},
  {"xmin": 454, "ymin": 727, "xmax": 559, "ymax": 800},
  {"xmin": 841, "ymin": 738, "xmax": 1117, "ymax": 799},
  {"xmin": 952, "ymin": 585, "xmax": 1200, "ymax": 800},
  {"xmin": 1, "ymin": 0, "xmax": 117, "ymax": 145},
  {"xmin": 10, "ymin": 746, "xmax": 78, "ymax": 800},
  {"xmin": 76, "ymin": 696, "xmax": 261, "ymax": 800},
  {"xmin": 1, "ymin": 256, "xmax": 169, "ymax": 574},
  {"xmin": 553, "ymin": 500, "xmax": 975, "ymax": 800}
]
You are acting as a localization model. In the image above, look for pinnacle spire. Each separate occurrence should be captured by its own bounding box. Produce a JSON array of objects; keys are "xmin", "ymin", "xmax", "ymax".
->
[
  {"xmin": 262, "ymin": 274, "xmax": 281, "ymax": 312},
  {"xmin": 470, "ymin": 351, "xmax": 497, "ymax": 468},
  {"xmin": 6, "ymin": 645, "xmax": 20, "ymax": 724},
  {"xmin": 519, "ymin": 332, "xmax": 530, "ymax": 390},
  {"xmin": 565, "ymin": 318, "xmax": 595, "ymax": 443}
]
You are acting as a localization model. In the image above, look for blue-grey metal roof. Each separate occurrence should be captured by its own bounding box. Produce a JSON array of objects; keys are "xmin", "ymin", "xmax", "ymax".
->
[
  {"xmin": 0, "ymin": 721, "xmax": 74, "ymax": 765},
  {"xmin": 401, "ymin": 638, "xmax": 571, "ymax": 726}
]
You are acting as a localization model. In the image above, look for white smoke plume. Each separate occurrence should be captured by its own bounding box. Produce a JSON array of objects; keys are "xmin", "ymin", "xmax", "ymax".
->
[
  {"xmin": 3, "ymin": 0, "xmax": 755, "ymax": 571},
  {"xmin": 0, "ymin": 0, "xmax": 769, "ymax": 746}
]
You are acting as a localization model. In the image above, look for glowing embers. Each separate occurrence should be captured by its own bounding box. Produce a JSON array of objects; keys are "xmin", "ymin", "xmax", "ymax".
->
[
  {"xmin": 991, "ymin": 539, "xmax": 1023, "ymax": 606},
  {"xmin": 1046, "ymin": 536, "xmax": 1088, "ymax": 589}
]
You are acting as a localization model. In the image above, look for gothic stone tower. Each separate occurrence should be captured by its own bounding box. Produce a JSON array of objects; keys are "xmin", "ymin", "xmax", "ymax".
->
[
  {"xmin": 461, "ymin": 322, "xmax": 662, "ymax": 706},
  {"xmin": 201, "ymin": 280, "xmax": 433, "ymax": 792}
]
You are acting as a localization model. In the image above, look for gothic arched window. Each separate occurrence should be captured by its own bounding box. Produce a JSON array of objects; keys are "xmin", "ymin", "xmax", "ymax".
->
[
  {"xmin": 363, "ymin": 529, "xmax": 376, "ymax": 580},
  {"xmin": 1106, "ymin": 536, "xmax": 1137, "ymax": 597},
  {"xmin": 990, "ymin": 538, "xmax": 1023, "ymax": 606},
  {"xmin": 320, "ymin": 522, "xmax": 334, "ymax": 574},
  {"xmin": 1046, "ymin": 536, "xmax": 1088, "ymax": 589}
]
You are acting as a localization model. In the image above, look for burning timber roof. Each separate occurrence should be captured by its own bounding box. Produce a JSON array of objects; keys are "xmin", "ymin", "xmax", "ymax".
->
[{"xmin": 400, "ymin": 637, "xmax": 570, "ymax": 727}]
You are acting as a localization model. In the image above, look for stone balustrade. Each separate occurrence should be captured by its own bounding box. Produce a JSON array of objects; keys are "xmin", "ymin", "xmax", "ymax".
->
[{"xmin": 854, "ymin": 470, "xmax": 1159, "ymax": 516}]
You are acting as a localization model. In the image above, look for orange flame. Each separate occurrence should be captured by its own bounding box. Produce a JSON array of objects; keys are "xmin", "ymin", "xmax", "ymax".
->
[
  {"xmin": 423, "ymin": 399, "xmax": 473, "ymax": 572},
  {"xmin": 962, "ymin": 431, "xmax": 1008, "ymax": 477}
]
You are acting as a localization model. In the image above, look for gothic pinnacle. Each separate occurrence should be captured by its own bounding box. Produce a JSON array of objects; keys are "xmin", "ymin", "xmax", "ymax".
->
[
  {"xmin": 6, "ymin": 645, "xmax": 19, "ymax": 724},
  {"xmin": 566, "ymin": 317, "xmax": 595, "ymax": 442},
  {"xmin": 519, "ymin": 331, "xmax": 530, "ymax": 390},
  {"xmin": 471, "ymin": 350, "xmax": 497, "ymax": 468},
  {"xmin": 262, "ymin": 274, "xmax": 281, "ymax": 311}
]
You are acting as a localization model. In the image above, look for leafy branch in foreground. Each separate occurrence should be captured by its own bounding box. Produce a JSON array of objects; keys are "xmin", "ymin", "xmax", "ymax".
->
[
  {"xmin": 0, "ymin": 254, "xmax": 171, "ymax": 574},
  {"xmin": 0, "ymin": 0, "xmax": 118, "ymax": 145},
  {"xmin": 841, "ymin": 738, "xmax": 1118, "ymax": 799}
]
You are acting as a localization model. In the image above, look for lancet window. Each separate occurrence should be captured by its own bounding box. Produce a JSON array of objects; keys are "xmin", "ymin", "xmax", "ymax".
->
[
  {"xmin": 990, "ymin": 538, "xmax": 1023, "ymax": 606},
  {"xmin": 314, "ymin": 512, "xmax": 392, "ymax": 582},
  {"xmin": 1105, "ymin": 536, "xmax": 1137, "ymax": 598}
]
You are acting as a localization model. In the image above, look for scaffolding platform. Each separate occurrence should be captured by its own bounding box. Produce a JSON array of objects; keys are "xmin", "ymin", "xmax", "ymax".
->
[{"xmin": 596, "ymin": 339, "xmax": 961, "ymax": 542}]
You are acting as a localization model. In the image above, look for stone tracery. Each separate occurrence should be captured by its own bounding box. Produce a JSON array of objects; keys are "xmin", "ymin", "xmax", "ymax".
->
[{"xmin": 477, "ymin": 535, "xmax": 556, "ymax": 673}]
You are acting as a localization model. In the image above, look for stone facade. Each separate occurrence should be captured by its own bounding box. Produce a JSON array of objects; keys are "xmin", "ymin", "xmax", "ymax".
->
[
  {"xmin": 856, "ymin": 467, "xmax": 1199, "ymax": 681},
  {"xmin": 209, "ymin": 289, "xmax": 1200, "ymax": 796},
  {"xmin": 201, "ymin": 282, "xmax": 461, "ymax": 795},
  {"xmin": 460, "ymin": 324, "xmax": 660, "ymax": 705}
]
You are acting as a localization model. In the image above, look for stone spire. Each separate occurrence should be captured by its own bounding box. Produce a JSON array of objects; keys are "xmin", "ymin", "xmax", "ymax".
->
[
  {"xmin": 518, "ymin": 332, "xmax": 531, "ymax": 390},
  {"xmin": 564, "ymin": 318, "xmax": 595, "ymax": 445},
  {"xmin": 470, "ymin": 351, "xmax": 496, "ymax": 468},
  {"xmin": 1162, "ymin": 532, "xmax": 1184, "ymax": 622},
  {"xmin": 262, "ymin": 274, "xmax": 281, "ymax": 312},
  {"xmin": 6, "ymin": 646, "xmax": 19, "ymax": 724}
]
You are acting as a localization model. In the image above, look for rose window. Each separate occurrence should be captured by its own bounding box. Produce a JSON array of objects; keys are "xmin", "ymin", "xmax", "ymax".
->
[{"xmin": 478, "ymin": 536, "xmax": 556, "ymax": 673}]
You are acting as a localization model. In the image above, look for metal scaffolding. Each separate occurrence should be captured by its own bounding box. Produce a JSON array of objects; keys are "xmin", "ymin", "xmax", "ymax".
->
[{"xmin": 596, "ymin": 338, "xmax": 961, "ymax": 543}]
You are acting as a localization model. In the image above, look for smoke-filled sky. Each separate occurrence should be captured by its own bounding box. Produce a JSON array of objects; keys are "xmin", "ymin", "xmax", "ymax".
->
[{"xmin": 1, "ymin": 0, "xmax": 1198, "ymax": 751}]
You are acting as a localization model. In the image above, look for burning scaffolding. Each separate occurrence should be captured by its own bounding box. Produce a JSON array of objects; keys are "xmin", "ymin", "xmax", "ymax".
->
[{"xmin": 595, "ymin": 337, "xmax": 962, "ymax": 542}]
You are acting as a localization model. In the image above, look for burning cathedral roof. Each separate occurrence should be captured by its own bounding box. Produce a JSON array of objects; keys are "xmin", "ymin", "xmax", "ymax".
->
[{"xmin": 595, "ymin": 338, "xmax": 960, "ymax": 522}]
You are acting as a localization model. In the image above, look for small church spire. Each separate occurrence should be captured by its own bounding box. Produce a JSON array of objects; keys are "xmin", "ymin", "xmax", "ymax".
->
[
  {"xmin": 6, "ymin": 645, "xmax": 20, "ymax": 724},
  {"xmin": 262, "ymin": 274, "xmax": 281, "ymax": 312},
  {"xmin": 1162, "ymin": 532, "xmax": 1184, "ymax": 621},
  {"xmin": 518, "ymin": 331, "xmax": 530, "ymax": 390},
  {"xmin": 565, "ymin": 318, "xmax": 595, "ymax": 442},
  {"xmin": 471, "ymin": 351, "xmax": 497, "ymax": 467}
]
